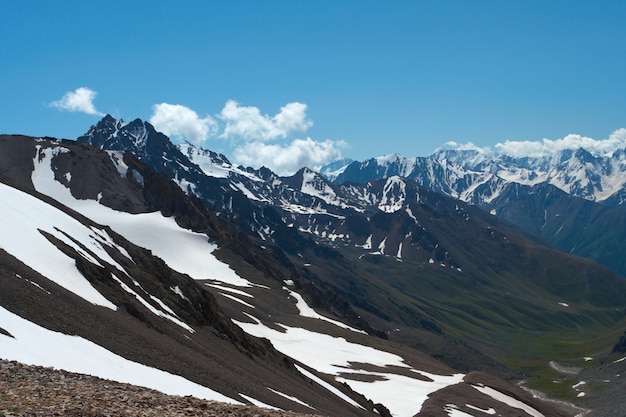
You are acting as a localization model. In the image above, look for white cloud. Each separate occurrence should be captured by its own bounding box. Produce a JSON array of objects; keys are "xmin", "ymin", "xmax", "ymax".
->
[
  {"xmin": 438, "ymin": 141, "xmax": 492, "ymax": 154},
  {"xmin": 495, "ymin": 128, "xmax": 626, "ymax": 158},
  {"xmin": 233, "ymin": 137, "xmax": 346, "ymax": 176},
  {"xmin": 147, "ymin": 100, "xmax": 344, "ymax": 176},
  {"xmin": 49, "ymin": 87, "xmax": 104, "ymax": 116},
  {"xmin": 150, "ymin": 103, "xmax": 218, "ymax": 145},
  {"xmin": 219, "ymin": 100, "xmax": 312, "ymax": 141}
]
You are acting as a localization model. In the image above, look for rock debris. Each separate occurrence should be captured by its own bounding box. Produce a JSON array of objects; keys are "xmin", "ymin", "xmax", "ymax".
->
[{"xmin": 0, "ymin": 360, "xmax": 324, "ymax": 417}]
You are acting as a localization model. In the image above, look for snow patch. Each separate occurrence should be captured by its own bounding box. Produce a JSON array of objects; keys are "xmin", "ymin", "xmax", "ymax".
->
[
  {"xmin": 234, "ymin": 316, "xmax": 464, "ymax": 417},
  {"xmin": 472, "ymin": 385, "xmax": 545, "ymax": 417},
  {"xmin": 0, "ymin": 307, "xmax": 237, "ymax": 403}
]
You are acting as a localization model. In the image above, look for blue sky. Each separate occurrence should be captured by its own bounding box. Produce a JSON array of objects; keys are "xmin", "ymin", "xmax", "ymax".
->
[{"xmin": 2, "ymin": 1, "xmax": 625, "ymax": 174}]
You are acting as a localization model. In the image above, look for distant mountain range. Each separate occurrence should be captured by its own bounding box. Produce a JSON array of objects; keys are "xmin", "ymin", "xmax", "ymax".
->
[
  {"xmin": 326, "ymin": 145, "xmax": 626, "ymax": 278},
  {"xmin": 1, "ymin": 115, "xmax": 626, "ymax": 416}
]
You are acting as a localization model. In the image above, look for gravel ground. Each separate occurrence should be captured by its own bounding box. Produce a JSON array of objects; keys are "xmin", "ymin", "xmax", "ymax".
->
[{"xmin": 0, "ymin": 360, "xmax": 324, "ymax": 417}]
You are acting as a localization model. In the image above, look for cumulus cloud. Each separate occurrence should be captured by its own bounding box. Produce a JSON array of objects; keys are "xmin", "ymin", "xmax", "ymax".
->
[
  {"xmin": 147, "ymin": 100, "xmax": 344, "ymax": 175},
  {"xmin": 49, "ymin": 87, "xmax": 104, "ymax": 116},
  {"xmin": 233, "ymin": 137, "xmax": 347, "ymax": 176},
  {"xmin": 438, "ymin": 141, "xmax": 492, "ymax": 154},
  {"xmin": 150, "ymin": 103, "xmax": 218, "ymax": 145},
  {"xmin": 495, "ymin": 128, "xmax": 626, "ymax": 158},
  {"xmin": 220, "ymin": 100, "xmax": 312, "ymax": 140}
]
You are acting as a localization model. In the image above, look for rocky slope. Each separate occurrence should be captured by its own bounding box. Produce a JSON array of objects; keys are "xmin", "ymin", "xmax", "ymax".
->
[{"xmin": 0, "ymin": 359, "xmax": 322, "ymax": 417}]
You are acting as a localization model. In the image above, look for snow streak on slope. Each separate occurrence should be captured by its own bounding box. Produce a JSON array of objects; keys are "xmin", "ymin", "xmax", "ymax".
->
[
  {"xmin": 294, "ymin": 364, "xmax": 365, "ymax": 409},
  {"xmin": 288, "ymin": 290, "xmax": 367, "ymax": 334},
  {"xmin": 0, "ymin": 306, "xmax": 238, "ymax": 404},
  {"xmin": 267, "ymin": 388, "xmax": 315, "ymax": 410},
  {"xmin": 178, "ymin": 141, "xmax": 262, "ymax": 182},
  {"xmin": 234, "ymin": 314, "xmax": 464, "ymax": 417},
  {"xmin": 0, "ymin": 182, "xmax": 117, "ymax": 310},
  {"xmin": 31, "ymin": 145, "xmax": 252, "ymax": 287},
  {"xmin": 300, "ymin": 169, "xmax": 340, "ymax": 205},
  {"xmin": 110, "ymin": 274, "xmax": 195, "ymax": 332}
]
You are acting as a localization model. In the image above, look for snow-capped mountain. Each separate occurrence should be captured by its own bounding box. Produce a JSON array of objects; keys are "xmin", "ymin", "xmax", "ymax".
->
[
  {"xmin": 336, "ymin": 145, "xmax": 626, "ymax": 208},
  {"xmin": 319, "ymin": 158, "xmax": 354, "ymax": 181},
  {"xmin": 332, "ymin": 143, "xmax": 626, "ymax": 278},
  {"xmin": 4, "ymin": 116, "xmax": 626, "ymax": 416}
]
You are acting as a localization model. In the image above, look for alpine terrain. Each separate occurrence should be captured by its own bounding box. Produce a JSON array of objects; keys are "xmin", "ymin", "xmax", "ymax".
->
[
  {"xmin": 1, "ymin": 116, "xmax": 625, "ymax": 417},
  {"xmin": 330, "ymin": 139, "xmax": 626, "ymax": 279}
]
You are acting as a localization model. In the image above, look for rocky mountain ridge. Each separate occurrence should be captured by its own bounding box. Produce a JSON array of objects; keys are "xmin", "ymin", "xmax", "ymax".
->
[
  {"xmin": 327, "ymin": 143, "xmax": 626, "ymax": 278},
  {"xmin": 334, "ymin": 139, "xmax": 626, "ymax": 207}
]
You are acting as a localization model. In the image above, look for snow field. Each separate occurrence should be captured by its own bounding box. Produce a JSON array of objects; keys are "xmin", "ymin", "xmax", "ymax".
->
[
  {"xmin": 31, "ymin": 144, "xmax": 252, "ymax": 287},
  {"xmin": 233, "ymin": 313, "xmax": 464, "ymax": 417},
  {"xmin": 0, "ymin": 181, "xmax": 117, "ymax": 309}
]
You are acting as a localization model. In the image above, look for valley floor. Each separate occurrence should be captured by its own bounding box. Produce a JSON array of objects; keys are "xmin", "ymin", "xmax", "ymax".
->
[{"xmin": 0, "ymin": 359, "xmax": 322, "ymax": 417}]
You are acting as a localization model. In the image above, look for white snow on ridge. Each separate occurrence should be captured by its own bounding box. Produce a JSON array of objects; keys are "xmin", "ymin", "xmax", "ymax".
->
[
  {"xmin": 281, "ymin": 202, "xmax": 345, "ymax": 218},
  {"xmin": 0, "ymin": 306, "xmax": 238, "ymax": 404},
  {"xmin": 378, "ymin": 176, "xmax": 406, "ymax": 213},
  {"xmin": 30, "ymin": 144, "xmax": 252, "ymax": 287},
  {"xmin": 300, "ymin": 169, "xmax": 340, "ymax": 206},
  {"xmin": 178, "ymin": 141, "xmax": 263, "ymax": 182},
  {"xmin": 0, "ymin": 181, "xmax": 117, "ymax": 310},
  {"xmin": 232, "ymin": 181, "xmax": 266, "ymax": 201}
]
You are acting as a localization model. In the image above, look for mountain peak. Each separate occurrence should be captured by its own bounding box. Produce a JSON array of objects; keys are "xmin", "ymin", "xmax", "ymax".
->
[
  {"xmin": 78, "ymin": 114, "xmax": 127, "ymax": 146},
  {"xmin": 101, "ymin": 113, "xmax": 120, "ymax": 124},
  {"xmin": 374, "ymin": 153, "xmax": 404, "ymax": 165}
]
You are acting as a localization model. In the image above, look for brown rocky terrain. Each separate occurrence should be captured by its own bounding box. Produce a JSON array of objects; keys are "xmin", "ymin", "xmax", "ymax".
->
[{"xmin": 0, "ymin": 359, "xmax": 323, "ymax": 417}]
